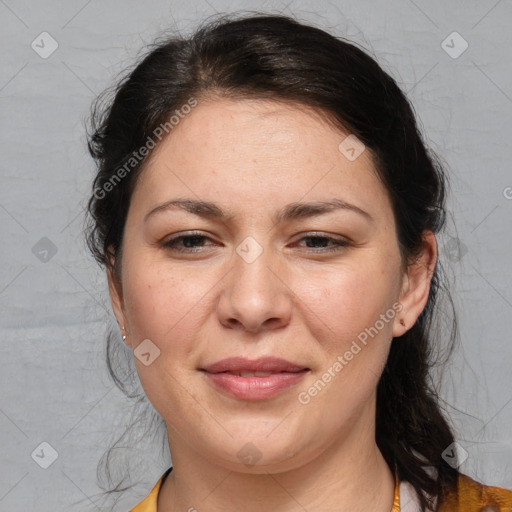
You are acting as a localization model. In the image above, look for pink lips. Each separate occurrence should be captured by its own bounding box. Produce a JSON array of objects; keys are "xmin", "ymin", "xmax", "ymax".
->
[{"xmin": 200, "ymin": 357, "xmax": 310, "ymax": 401}]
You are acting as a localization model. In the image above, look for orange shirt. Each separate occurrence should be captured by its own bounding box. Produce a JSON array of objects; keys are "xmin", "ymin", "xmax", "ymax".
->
[{"xmin": 130, "ymin": 467, "xmax": 512, "ymax": 511}]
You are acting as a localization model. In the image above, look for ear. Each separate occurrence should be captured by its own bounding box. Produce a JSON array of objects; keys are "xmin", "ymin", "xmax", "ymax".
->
[
  {"xmin": 106, "ymin": 253, "xmax": 129, "ymax": 347},
  {"xmin": 392, "ymin": 230, "xmax": 437, "ymax": 337}
]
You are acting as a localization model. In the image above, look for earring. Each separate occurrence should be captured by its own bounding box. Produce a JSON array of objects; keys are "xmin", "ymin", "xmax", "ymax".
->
[
  {"xmin": 121, "ymin": 325, "xmax": 127, "ymax": 341},
  {"xmin": 399, "ymin": 319, "xmax": 406, "ymax": 327}
]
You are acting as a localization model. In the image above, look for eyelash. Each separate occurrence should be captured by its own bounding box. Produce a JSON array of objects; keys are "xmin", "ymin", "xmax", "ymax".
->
[{"xmin": 162, "ymin": 231, "xmax": 350, "ymax": 254}]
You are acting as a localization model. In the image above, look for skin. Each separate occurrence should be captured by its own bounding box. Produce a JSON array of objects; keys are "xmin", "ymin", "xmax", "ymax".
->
[{"xmin": 108, "ymin": 97, "xmax": 437, "ymax": 512}]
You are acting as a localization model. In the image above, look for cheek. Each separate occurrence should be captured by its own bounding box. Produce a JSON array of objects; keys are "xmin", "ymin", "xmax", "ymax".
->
[
  {"xmin": 121, "ymin": 257, "xmax": 197, "ymax": 344},
  {"xmin": 301, "ymin": 261, "xmax": 399, "ymax": 343},
  {"xmin": 296, "ymin": 266, "xmax": 399, "ymax": 420},
  {"xmin": 119, "ymin": 260, "xmax": 205, "ymax": 413}
]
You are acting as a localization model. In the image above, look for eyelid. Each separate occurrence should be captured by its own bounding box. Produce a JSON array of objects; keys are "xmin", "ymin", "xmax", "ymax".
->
[
  {"xmin": 291, "ymin": 230, "xmax": 351, "ymax": 242},
  {"xmin": 161, "ymin": 230, "xmax": 209, "ymax": 242}
]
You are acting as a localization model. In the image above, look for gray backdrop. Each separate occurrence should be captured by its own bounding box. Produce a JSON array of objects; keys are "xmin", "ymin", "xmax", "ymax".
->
[{"xmin": 1, "ymin": 0, "xmax": 511, "ymax": 510}]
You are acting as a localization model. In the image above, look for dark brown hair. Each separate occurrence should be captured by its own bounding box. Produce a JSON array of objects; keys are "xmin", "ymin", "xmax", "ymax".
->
[{"xmin": 85, "ymin": 12, "xmax": 459, "ymax": 511}]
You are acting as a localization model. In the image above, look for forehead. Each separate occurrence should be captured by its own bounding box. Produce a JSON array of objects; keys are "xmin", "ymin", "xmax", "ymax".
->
[
  {"xmin": 131, "ymin": 98, "xmax": 393, "ymax": 222},
  {"xmin": 155, "ymin": 97, "xmax": 352, "ymax": 161}
]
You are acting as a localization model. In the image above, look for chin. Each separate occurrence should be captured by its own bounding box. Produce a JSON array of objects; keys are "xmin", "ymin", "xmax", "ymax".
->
[{"xmin": 201, "ymin": 432, "xmax": 314, "ymax": 474}]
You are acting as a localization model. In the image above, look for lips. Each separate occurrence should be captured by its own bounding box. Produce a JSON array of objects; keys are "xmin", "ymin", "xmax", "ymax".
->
[{"xmin": 200, "ymin": 357, "xmax": 310, "ymax": 400}]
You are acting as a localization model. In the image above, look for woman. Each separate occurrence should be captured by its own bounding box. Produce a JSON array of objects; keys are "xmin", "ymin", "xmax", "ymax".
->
[{"xmin": 85, "ymin": 12, "xmax": 512, "ymax": 512}]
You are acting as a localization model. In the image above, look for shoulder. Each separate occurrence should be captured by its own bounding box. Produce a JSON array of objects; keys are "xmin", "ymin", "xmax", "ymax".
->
[
  {"xmin": 438, "ymin": 473, "xmax": 512, "ymax": 512},
  {"xmin": 129, "ymin": 467, "xmax": 172, "ymax": 512}
]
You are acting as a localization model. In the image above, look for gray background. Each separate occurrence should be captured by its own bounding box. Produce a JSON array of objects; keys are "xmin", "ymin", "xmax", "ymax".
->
[{"xmin": 1, "ymin": 0, "xmax": 511, "ymax": 510}]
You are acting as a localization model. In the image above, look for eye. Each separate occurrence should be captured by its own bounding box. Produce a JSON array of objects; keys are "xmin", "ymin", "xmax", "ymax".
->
[
  {"xmin": 161, "ymin": 232, "xmax": 350, "ymax": 254},
  {"xmin": 162, "ymin": 232, "xmax": 218, "ymax": 253},
  {"xmin": 291, "ymin": 234, "xmax": 350, "ymax": 253}
]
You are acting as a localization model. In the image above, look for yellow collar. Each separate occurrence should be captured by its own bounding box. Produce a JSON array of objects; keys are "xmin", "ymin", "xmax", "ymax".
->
[
  {"xmin": 392, "ymin": 465, "xmax": 401, "ymax": 511},
  {"xmin": 130, "ymin": 466, "xmax": 512, "ymax": 512}
]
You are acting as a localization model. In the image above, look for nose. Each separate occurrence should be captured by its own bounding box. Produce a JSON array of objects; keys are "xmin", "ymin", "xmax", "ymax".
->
[{"xmin": 217, "ymin": 245, "xmax": 292, "ymax": 333}]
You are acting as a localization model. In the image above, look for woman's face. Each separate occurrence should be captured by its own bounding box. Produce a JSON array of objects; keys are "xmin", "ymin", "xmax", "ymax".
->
[{"xmin": 109, "ymin": 98, "xmax": 433, "ymax": 472}]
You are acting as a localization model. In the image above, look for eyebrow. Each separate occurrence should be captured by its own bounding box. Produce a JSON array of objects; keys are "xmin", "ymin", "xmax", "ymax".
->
[{"xmin": 144, "ymin": 198, "xmax": 374, "ymax": 224}]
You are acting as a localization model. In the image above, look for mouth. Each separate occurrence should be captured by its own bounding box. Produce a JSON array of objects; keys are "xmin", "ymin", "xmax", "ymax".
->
[{"xmin": 199, "ymin": 357, "xmax": 310, "ymax": 400}]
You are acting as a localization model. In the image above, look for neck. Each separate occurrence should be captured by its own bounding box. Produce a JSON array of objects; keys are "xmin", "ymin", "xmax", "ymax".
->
[{"xmin": 157, "ymin": 405, "xmax": 395, "ymax": 512}]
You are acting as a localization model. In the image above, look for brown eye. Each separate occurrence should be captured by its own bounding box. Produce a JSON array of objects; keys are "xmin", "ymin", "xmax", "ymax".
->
[
  {"xmin": 292, "ymin": 234, "xmax": 350, "ymax": 253},
  {"xmin": 162, "ymin": 232, "xmax": 217, "ymax": 252}
]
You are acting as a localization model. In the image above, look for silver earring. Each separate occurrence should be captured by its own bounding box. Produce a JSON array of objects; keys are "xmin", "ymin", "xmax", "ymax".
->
[{"xmin": 121, "ymin": 325, "xmax": 127, "ymax": 340}]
